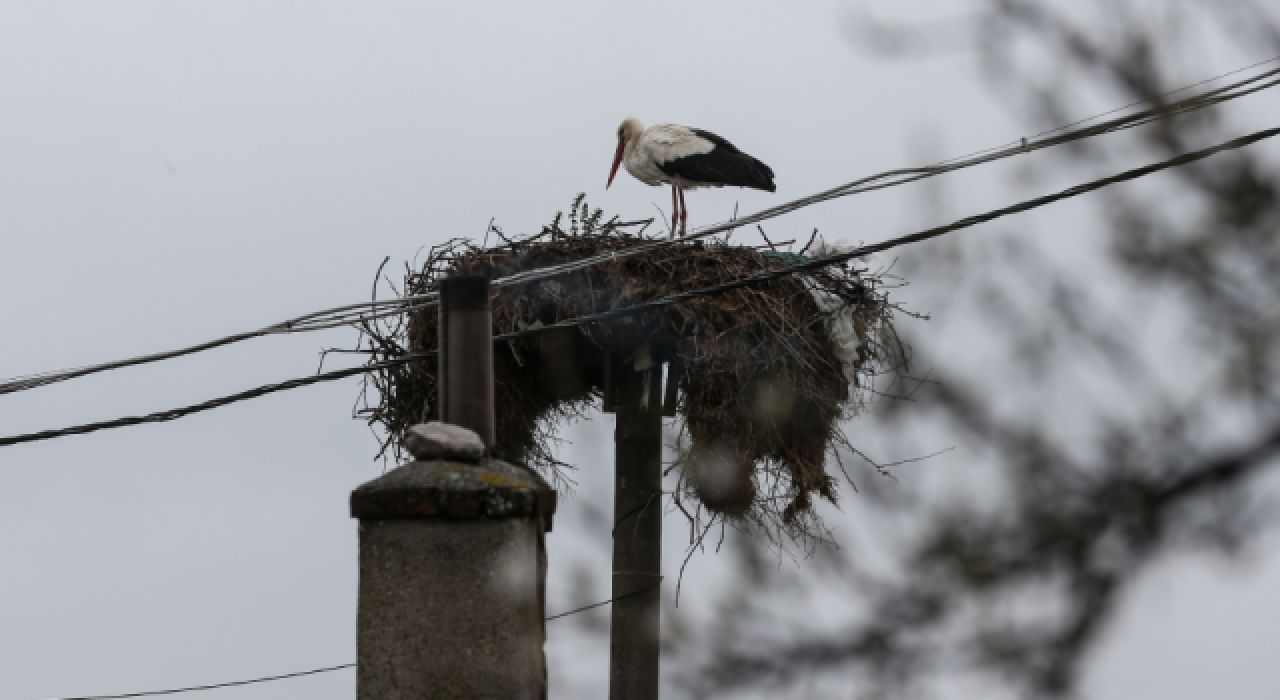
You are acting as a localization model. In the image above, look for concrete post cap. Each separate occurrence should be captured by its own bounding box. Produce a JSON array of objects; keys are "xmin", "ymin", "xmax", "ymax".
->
[
  {"xmin": 351, "ymin": 458, "xmax": 556, "ymax": 522},
  {"xmin": 404, "ymin": 421, "xmax": 486, "ymax": 462}
]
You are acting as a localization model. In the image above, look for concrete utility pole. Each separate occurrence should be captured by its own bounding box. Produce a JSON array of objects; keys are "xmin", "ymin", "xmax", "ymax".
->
[
  {"xmin": 352, "ymin": 275, "xmax": 556, "ymax": 700},
  {"xmin": 605, "ymin": 345, "xmax": 666, "ymax": 700}
]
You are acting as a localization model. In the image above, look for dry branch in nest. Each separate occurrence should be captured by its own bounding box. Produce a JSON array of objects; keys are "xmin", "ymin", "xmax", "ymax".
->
[{"xmin": 356, "ymin": 195, "xmax": 911, "ymax": 548}]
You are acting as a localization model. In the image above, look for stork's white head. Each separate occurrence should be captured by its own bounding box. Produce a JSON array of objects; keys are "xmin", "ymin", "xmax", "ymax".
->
[{"xmin": 607, "ymin": 117, "xmax": 644, "ymax": 189}]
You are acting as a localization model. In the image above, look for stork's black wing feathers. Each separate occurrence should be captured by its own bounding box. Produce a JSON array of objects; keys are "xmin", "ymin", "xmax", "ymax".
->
[{"xmin": 657, "ymin": 128, "xmax": 776, "ymax": 192}]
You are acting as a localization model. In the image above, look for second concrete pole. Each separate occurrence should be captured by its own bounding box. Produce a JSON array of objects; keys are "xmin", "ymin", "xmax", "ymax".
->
[{"xmin": 609, "ymin": 349, "xmax": 664, "ymax": 700}]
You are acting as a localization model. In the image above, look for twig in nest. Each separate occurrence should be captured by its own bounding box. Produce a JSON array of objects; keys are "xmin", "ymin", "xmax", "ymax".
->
[
  {"xmin": 757, "ymin": 225, "xmax": 779, "ymax": 251},
  {"xmin": 676, "ymin": 512, "xmax": 718, "ymax": 606},
  {"xmin": 800, "ymin": 228, "xmax": 820, "ymax": 255}
]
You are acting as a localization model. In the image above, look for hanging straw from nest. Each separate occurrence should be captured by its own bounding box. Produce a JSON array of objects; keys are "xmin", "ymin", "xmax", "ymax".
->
[{"xmin": 356, "ymin": 195, "xmax": 911, "ymax": 548}]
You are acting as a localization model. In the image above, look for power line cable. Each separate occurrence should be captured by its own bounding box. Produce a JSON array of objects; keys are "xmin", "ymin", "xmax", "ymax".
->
[
  {"xmin": 544, "ymin": 578, "xmax": 662, "ymax": 621},
  {"xmin": 1001, "ymin": 55, "xmax": 1280, "ymax": 151},
  {"xmin": 3, "ymin": 57, "xmax": 1277, "ymax": 398},
  {"xmin": 926, "ymin": 54, "xmax": 1280, "ymax": 169},
  {"xmin": 42, "ymin": 664, "xmax": 357, "ymax": 700},
  {"xmin": 0, "ymin": 358, "xmax": 423, "ymax": 447},
  {"xmin": 4, "ymin": 123, "xmax": 1276, "ymax": 450},
  {"xmin": 39, "ymin": 582, "xmax": 662, "ymax": 700}
]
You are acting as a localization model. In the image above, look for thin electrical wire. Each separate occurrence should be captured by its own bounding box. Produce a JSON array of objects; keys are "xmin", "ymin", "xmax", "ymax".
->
[
  {"xmin": 43, "ymin": 664, "xmax": 357, "ymax": 700},
  {"xmin": 926, "ymin": 54, "xmax": 1280, "ymax": 169},
  {"xmin": 544, "ymin": 578, "xmax": 663, "ymax": 621},
  {"xmin": 2, "ymin": 57, "xmax": 1277, "ymax": 399},
  {"xmin": 1000, "ymin": 55, "xmax": 1280, "ymax": 152},
  {"xmin": 40, "ymin": 582, "xmax": 663, "ymax": 699},
  {"xmin": 4, "ymin": 123, "xmax": 1276, "ymax": 450},
  {"xmin": 0, "ymin": 355, "xmax": 433, "ymax": 447}
]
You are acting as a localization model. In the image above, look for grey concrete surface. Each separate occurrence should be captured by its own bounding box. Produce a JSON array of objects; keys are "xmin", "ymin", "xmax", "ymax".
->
[
  {"xmin": 357, "ymin": 517, "xmax": 547, "ymax": 700},
  {"xmin": 354, "ymin": 458, "xmax": 554, "ymax": 699}
]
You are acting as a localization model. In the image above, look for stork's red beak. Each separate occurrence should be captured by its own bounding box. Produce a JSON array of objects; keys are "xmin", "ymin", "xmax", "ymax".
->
[{"xmin": 606, "ymin": 140, "xmax": 625, "ymax": 189}]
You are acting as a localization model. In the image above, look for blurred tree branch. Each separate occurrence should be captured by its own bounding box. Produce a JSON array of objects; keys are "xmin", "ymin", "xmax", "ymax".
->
[{"xmin": 678, "ymin": 1, "xmax": 1280, "ymax": 697}]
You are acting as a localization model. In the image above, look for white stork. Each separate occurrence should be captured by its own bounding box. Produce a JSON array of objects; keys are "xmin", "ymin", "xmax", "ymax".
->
[{"xmin": 607, "ymin": 117, "xmax": 775, "ymax": 237}]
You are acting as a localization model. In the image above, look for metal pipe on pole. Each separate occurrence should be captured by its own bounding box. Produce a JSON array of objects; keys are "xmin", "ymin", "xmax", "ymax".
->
[{"xmin": 439, "ymin": 275, "xmax": 496, "ymax": 449}]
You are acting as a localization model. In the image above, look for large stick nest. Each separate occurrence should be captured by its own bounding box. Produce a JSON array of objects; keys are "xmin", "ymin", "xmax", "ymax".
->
[{"xmin": 356, "ymin": 196, "xmax": 910, "ymax": 546}]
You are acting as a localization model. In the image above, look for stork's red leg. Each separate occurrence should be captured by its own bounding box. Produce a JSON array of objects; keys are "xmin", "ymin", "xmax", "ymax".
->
[
  {"xmin": 670, "ymin": 185, "xmax": 679, "ymax": 238},
  {"xmin": 677, "ymin": 187, "xmax": 688, "ymax": 237}
]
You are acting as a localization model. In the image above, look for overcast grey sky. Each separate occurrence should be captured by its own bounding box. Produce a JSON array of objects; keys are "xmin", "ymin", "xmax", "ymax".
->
[{"xmin": 3, "ymin": 2, "xmax": 1279, "ymax": 699}]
